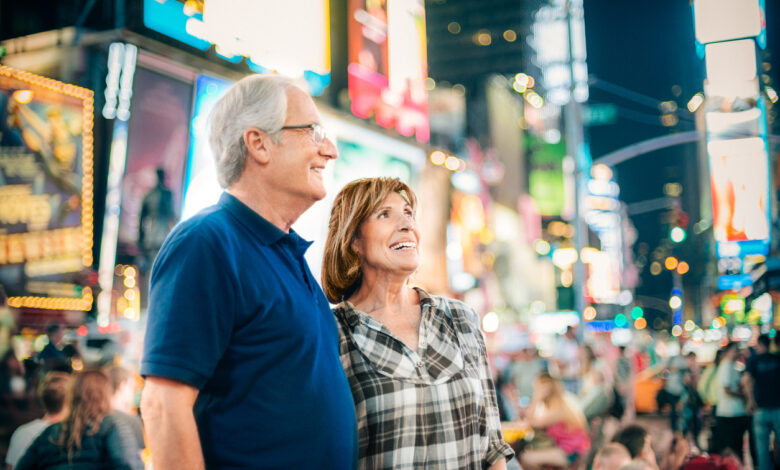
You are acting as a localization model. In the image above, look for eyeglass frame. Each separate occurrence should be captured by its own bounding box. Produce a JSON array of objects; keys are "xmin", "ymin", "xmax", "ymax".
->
[{"xmin": 279, "ymin": 122, "xmax": 328, "ymax": 144}]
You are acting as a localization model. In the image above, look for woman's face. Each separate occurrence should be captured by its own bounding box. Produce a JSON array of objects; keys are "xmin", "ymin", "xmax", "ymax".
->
[{"xmin": 352, "ymin": 192, "xmax": 420, "ymax": 279}]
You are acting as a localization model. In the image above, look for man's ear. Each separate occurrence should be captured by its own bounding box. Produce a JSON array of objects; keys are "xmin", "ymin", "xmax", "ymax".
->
[{"xmin": 244, "ymin": 128, "xmax": 271, "ymax": 165}]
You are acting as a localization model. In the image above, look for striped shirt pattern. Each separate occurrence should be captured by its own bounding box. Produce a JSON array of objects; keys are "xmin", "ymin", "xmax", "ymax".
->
[{"xmin": 334, "ymin": 288, "xmax": 514, "ymax": 469}]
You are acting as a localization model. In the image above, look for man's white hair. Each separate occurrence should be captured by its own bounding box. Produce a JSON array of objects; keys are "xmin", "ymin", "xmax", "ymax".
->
[{"xmin": 208, "ymin": 74, "xmax": 297, "ymax": 188}]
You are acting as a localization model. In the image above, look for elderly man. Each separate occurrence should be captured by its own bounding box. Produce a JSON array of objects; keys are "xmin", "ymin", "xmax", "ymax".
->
[{"xmin": 140, "ymin": 75, "xmax": 356, "ymax": 469}]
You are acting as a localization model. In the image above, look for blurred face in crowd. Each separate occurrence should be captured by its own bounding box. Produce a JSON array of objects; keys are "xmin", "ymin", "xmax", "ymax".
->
[{"xmin": 352, "ymin": 192, "xmax": 420, "ymax": 280}]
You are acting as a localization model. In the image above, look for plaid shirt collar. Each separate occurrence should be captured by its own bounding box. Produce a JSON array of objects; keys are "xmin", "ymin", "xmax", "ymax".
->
[{"xmin": 334, "ymin": 287, "xmax": 465, "ymax": 384}]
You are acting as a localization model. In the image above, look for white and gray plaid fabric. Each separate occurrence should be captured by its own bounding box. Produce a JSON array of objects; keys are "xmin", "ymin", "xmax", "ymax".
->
[{"xmin": 334, "ymin": 288, "xmax": 514, "ymax": 469}]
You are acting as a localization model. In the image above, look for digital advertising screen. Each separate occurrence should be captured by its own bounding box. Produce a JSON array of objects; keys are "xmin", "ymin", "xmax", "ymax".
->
[
  {"xmin": 348, "ymin": 0, "xmax": 429, "ymax": 141},
  {"xmin": 118, "ymin": 67, "xmax": 192, "ymax": 264},
  {"xmin": 181, "ymin": 74, "xmax": 233, "ymax": 221},
  {"xmin": 708, "ymin": 137, "xmax": 770, "ymax": 245},
  {"xmin": 0, "ymin": 66, "xmax": 94, "ymax": 311},
  {"xmin": 142, "ymin": 0, "xmax": 331, "ymax": 95}
]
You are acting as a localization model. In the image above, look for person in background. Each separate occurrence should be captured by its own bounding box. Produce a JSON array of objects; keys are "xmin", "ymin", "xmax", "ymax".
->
[
  {"xmin": 697, "ymin": 347, "xmax": 724, "ymax": 452},
  {"xmin": 552, "ymin": 326, "xmax": 581, "ymax": 394},
  {"xmin": 140, "ymin": 74, "xmax": 356, "ymax": 470},
  {"xmin": 615, "ymin": 345, "xmax": 635, "ymax": 423},
  {"xmin": 16, "ymin": 368, "xmax": 143, "ymax": 470},
  {"xmin": 518, "ymin": 372, "xmax": 590, "ymax": 470},
  {"xmin": 107, "ymin": 366, "xmax": 144, "ymax": 456},
  {"xmin": 5, "ymin": 371, "xmax": 71, "ymax": 470},
  {"xmin": 36, "ymin": 323, "xmax": 70, "ymax": 373},
  {"xmin": 658, "ymin": 352, "xmax": 688, "ymax": 433},
  {"xmin": 322, "ymin": 177, "xmax": 513, "ymax": 469},
  {"xmin": 137, "ymin": 167, "xmax": 177, "ymax": 274},
  {"xmin": 711, "ymin": 342, "xmax": 750, "ymax": 463},
  {"xmin": 612, "ymin": 424, "xmax": 658, "ymax": 469},
  {"xmin": 592, "ymin": 442, "xmax": 632, "ymax": 470},
  {"xmin": 744, "ymin": 334, "xmax": 780, "ymax": 470},
  {"xmin": 504, "ymin": 341, "xmax": 546, "ymax": 413},
  {"xmin": 680, "ymin": 368, "xmax": 704, "ymax": 450}
]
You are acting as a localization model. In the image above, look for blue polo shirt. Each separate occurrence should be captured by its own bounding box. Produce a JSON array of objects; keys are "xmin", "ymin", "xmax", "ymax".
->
[{"xmin": 141, "ymin": 193, "xmax": 357, "ymax": 469}]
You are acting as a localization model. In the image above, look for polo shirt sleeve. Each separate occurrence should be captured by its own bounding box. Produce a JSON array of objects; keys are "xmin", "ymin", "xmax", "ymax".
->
[{"xmin": 141, "ymin": 228, "xmax": 236, "ymax": 389}]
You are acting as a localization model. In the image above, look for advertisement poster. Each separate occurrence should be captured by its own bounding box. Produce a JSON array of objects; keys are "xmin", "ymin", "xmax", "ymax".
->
[
  {"xmin": 0, "ymin": 66, "xmax": 94, "ymax": 311},
  {"xmin": 181, "ymin": 74, "xmax": 232, "ymax": 221},
  {"xmin": 117, "ymin": 67, "xmax": 192, "ymax": 270},
  {"xmin": 709, "ymin": 137, "xmax": 770, "ymax": 243},
  {"xmin": 348, "ymin": 0, "xmax": 429, "ymax": 141}
]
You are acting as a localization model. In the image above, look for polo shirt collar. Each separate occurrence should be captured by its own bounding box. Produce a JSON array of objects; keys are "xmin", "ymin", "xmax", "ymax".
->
[{"xmin": 218, "ymin": 192, "xmax": 313, "ymax": 255}]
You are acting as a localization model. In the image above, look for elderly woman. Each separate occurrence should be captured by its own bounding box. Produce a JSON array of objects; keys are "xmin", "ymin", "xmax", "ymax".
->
[{"xmin": 322, "ymin": 177, "xmax": 514, "ymax": 469}]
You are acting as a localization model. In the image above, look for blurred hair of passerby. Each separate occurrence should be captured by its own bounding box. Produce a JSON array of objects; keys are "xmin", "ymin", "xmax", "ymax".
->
[
  {"xmin": 612, "ymin": 424, "xmax": 658, "ymax": 469},
  {"xmin": 519, "ymin": 372, "xmax": 590, "ymax": 470},
  {"xmin": 593, "ymin": 442, "xmax": 632, "ymax": 470},
  {"xmin": 107, "ymin": 365, "xmax": 145, "ymax": 456},
  {"xmin": 6, "ymin": 371, "xmax": 72, "ymax": 469},
  {"xmin": 15, "ymin": 368, "xmax": 143, "ymax": 470},
  {"xmin": 711, "ymin": 342, "xmax": 750, "ymax": 463},
  {"xmin": 744, "ymin": 333, "xmax": 780, "ymax": 470},
  {"xmin": 36, "ymin": 323, "xmax": 70, "ymax": 373},
  {"xmin": 552, "ymin": 325, "xmax": 581, "ymax": 394}
]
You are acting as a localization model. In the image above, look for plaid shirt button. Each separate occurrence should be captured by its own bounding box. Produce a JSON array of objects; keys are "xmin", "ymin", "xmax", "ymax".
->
[{"xmin": 416, "ymin": 360, "xmax": 424, "ymax": 368}]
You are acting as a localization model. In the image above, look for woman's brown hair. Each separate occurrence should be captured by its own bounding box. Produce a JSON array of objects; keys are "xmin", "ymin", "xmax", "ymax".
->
[
  {"xmin": 321, "ymin": 177, "xmax": 417, "ymax": 303},
  {"xmin": 57, "ymin": 368, "xmax": 113, "ymax": 458}
]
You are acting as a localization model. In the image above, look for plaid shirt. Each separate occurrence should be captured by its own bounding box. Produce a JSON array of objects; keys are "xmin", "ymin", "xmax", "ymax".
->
[{"xmin": 334, "ymin": 288, "xmax": 514, "ymax": 469}]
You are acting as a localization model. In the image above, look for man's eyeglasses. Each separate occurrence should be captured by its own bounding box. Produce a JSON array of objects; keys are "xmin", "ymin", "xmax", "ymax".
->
[{"xmin": 280, "ymin": 123, "xmax": 328, "ymax": 144}]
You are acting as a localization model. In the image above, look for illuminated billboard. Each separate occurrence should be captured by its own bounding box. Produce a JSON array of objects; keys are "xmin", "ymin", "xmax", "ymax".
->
[
  {"xmin": 527, "ymin": 136, "xmax": 566, "ymax": 216},
  {"xmin": 708, "ymin": 137, "xmax": 770, "ymax": 244},
  {"xmin": 142, "ymin": 0, "xmax": 331, "ymax": 95},
  {"xmin": 348, "ymin": 0, "xmax": 429, "ymax": 141},
  {"xmin": 0, "ymin": 66, "xmax": 94, "ymax": 311},
  {"xmin": 181, "ymin": 74, "xmax": 232, "ymax": 221},
  {"xmin": 694, "ymin": 0, "xmax": 763, "ymax": 46},
  {"xmin": 118, "ymin": 67, "xmax": 192, "ymax": 275}
]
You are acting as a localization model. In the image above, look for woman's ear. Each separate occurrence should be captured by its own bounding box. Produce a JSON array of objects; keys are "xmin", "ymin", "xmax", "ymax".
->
[{"xmin": 350, "ymin": 236, "xmax": 362, "ymax": 257}]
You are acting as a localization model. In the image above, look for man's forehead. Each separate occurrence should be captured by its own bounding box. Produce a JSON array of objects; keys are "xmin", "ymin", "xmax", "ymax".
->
[{"xmin": 285, "ymin": 87, "xmax": 320, "ymax": 119}]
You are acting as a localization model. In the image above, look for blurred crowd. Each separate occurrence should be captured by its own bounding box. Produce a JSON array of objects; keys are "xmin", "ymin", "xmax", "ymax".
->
[
  {"xmin": 496, "ymin": 326, "xmax": 780, "ymax": 470},
  {"xmin": 1, "ymin": 315, "xmax": 144, "ymax": 469},
  {"xmin": 4, "ymin": 303, "xmax": 780, "ymax": 470}
]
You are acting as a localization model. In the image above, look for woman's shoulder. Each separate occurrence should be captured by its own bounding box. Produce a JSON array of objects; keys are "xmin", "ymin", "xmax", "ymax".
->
[{"xmin": 419, "ymin": 289, "xmax": 479, "ymax": 326}]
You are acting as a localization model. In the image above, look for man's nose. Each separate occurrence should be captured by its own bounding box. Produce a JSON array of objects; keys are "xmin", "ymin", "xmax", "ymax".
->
[{"xmin": 320, "ymin": 136, "xmax": 338, "ymax": 160}]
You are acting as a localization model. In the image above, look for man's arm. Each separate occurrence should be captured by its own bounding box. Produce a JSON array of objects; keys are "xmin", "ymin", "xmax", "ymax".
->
[{"xmin": 140, "ymin": 376, "xmax": 204, "ymax": 470}]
